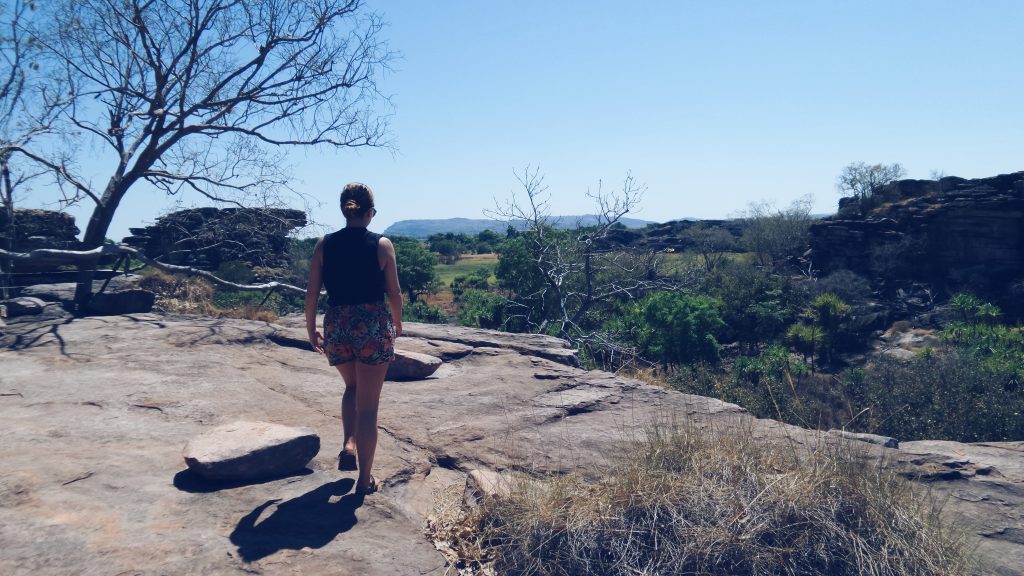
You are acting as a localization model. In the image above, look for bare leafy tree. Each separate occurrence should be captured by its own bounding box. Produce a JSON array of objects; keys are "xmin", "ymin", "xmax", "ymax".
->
[
  {"xmin": 23, "ymin": 0, "xmax": 392, "ymax": 312},
  {"xmin": 0, "ymin": 0, "xmax": 69, "ymax": 298},
  {"xmin": 489, "ymin": 167, "xmax": 672, "ymax": 343},
  {"xmin": 836, "ymin": 162, "xmax": 906, "ymax": 201},
  {"xmin": 681, "ymin": 224, "xmax": 736, "ymax": 272},
  {"xmin": 740, "ymin": 196, "xmax": 816, "ymax": 268}
]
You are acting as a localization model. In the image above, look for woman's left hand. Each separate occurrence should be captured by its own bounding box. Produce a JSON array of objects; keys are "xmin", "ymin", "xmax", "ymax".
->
[{"xmin": 309, "ymin": 331, "xmax": 325, "ymax": 354}]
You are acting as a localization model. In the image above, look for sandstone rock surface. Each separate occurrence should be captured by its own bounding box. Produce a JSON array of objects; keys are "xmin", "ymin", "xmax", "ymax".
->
[
  {"xmin": 2, "ymin": 316, "xmax": 1022, "ymax": 575},
  {"xmin": 183, "ymin": 421, "xmax": 320, "ymax": 481}
]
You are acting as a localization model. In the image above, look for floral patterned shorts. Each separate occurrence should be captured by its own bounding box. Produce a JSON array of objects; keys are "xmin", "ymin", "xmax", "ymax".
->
[{"xmin": 323, "ymin": 302, "xmax": 396, "ymax": 366}]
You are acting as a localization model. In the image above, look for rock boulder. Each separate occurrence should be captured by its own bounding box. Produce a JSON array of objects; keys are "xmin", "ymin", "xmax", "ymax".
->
[
  {"xmin": 2, "ymin": 297, "xmax": 46, "ymax": 317},
  {"xmin": 386, "ymin": 350, "xmax": 443, "ymax": 381},
  {"xmin": 182, "ymin": 421, "xmax": 320, "ymax": 481}
]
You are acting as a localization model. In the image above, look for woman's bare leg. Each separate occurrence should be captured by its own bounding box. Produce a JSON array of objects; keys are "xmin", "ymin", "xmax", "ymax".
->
[
  {"xmin": 354, "ymin": 361, "xmax": 388, "ymax": 490},
  {"xmin": 335, "ymin": 363, "xmax": 358, "ymax": 454}
]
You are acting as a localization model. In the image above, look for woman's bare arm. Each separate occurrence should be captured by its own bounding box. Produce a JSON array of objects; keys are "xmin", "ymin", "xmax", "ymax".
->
[
  {"xmin": 305, "ymin": 237, "xmax": 325, "ymax": 354},
  {"xmin": 379, "ymin": 237, "xmax": 403, "ymax": 337}
]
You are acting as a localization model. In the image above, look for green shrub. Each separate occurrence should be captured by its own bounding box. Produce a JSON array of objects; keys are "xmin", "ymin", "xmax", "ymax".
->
[
  {"xmin": 702, "ymin": 263, "xmax": 803, "ymax": 351},
  {"xmin": 403, "ymin": 300, "xmax": 447, "ymax": 324},
  {"xmin": 733, "ymin": 345, "xmax": 811, "ymax": 426},
  {"xmin": 607, "ymin": 291, "xmax": 724, "ymax": 365},
  {"xmin": 215, "ymin": 259, "xmax": 254, "ymax": 284},
  {"xmin": 844, "ymin": 347, "xmax": 1024, "ymax": 442},
  {"xmin": 451, "ymin": 266, "xmax": 493, "ymax": 297},
  {"xmin": 455, "ymin": 289, "xmax": 507, "ymax": 329}
]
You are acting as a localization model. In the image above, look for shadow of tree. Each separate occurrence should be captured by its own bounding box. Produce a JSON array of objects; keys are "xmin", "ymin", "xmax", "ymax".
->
[{"xmin": 230, "ymin": 478, "xmax": 363, "ymax": 562}]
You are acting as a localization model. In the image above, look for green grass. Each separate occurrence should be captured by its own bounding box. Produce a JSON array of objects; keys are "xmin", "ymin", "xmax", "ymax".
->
[{"xmin": 435, "ymin": 253, "xmax": 498, "ymax": 288}]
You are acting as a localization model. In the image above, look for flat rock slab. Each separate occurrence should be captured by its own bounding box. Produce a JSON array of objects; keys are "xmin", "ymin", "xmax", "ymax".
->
[
  {"xmin": 394, "ymin": 336, "xmax": 474, "ymax": 360},
  {"xmin": 401, "ymin": 322, "xmax": 579, "ymax": 366},
  {"xmin": 18, "ymin": 276, "xmax": 141, "ymax": 303},
  {"xmin": 183, "ymin": 421, "xmax": 320, "ymax": 481}
]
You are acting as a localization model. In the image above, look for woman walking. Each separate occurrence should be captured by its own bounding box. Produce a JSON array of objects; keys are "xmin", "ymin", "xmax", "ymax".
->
[{"xmin": 305, "ymin": 182, "xmax": 403, "ymax": 495}]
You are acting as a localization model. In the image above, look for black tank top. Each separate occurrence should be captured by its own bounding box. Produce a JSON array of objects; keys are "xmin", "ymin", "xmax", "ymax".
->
[{"xmin": 322, "ymin": 227, "xmax": 385, "ymax": 306}]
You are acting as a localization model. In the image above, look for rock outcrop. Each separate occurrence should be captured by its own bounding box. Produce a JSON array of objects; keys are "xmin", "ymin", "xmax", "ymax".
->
[
  {"xmin": 2, "ymin": 315, "xmax": 1022, "ymax": 575},
  {"xmin": 16, "ymin": 276, "xmax": 154, "ymax": 316},
  {"xmin": 385, "ymin": 350, "xmax": 443, "ymax": 381},
  {"xmin": 0, "ymin": 208, "xmax": 82, "ymax": 253},
  {"xmin": 121, "ymin": 207, "xmax": 307, "ymax": 272},
  {"xmin": 0, "ymin": 209, "xmax": 89, "ymax": 285},
  {"xmin": 811, "ymin": 172, "xmax": 1024, "ymax": 301},
  {"xmin": 183, "ymin": 421, "xmax": 320, "ymax": 481}
]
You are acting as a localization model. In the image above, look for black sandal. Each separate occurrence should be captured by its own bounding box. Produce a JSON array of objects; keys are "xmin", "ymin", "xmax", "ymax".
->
[
  {"xmin": 356, "ymin": 475, "xmax": 378, "ymax": 495},
  {"xmin": 337, "ymin": 449, "xmax": 357, "ymax": 472}
]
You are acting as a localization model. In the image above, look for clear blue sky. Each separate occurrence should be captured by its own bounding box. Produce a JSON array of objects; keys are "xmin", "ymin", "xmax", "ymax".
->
[{"xmin": 28, "ymin": 0, "xmax": 1024, "ymax": 240}]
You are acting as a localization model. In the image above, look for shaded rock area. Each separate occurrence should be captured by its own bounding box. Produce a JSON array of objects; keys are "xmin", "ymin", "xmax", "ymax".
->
[
  {"xmin": 12, "ymin": 276, "xmax": 154, "ymax": 316},
  {"xmin": 2, "ymin": 316, "xmax": 1022, "ymax": 575},
  {"xmin": 183, "ymin": 421, "xmax": 320, "ymax": 481},
  {"xmin": 811, "ymin": 172, "xmax": 1024, "ymax": 301},
  {"xmin": 121, "ymin": 207, "xmax": 307, "ymax": 272}
]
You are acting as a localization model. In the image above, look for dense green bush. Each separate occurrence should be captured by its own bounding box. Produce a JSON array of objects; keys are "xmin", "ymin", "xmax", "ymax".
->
[
  {"xmin": 451, "ymin": 266, "xmax": 493, "ymax": 297},
  {"xmin": 403, "ymin": 300, "xmax": 447, "ymax": 324},
  {"xmin": 732, "ymin": 345, "xmax": 811, "ymax": 425},
  {"xmin": 392, "ymin": 236, "xmax": 440, "ymax": 302},
  {"xmin": 702, "ymin": 263, "xmax": 804, "ymax": 351},
  {"xmin": 607, "ymin": 291, "xmax": 724, "ymax": 365},
  {"xmin": 844, "ymin": 347, "xmax": 1024, "ymax": 442},
  {"xmin": 455, "ymin": 289, "xmax": 507, "ymax": 329}
]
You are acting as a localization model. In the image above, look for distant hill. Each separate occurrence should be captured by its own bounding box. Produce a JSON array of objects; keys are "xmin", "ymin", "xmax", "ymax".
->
[{"xmin": 383, "ymin": 215, "xmax": 657, "ymax": 239}]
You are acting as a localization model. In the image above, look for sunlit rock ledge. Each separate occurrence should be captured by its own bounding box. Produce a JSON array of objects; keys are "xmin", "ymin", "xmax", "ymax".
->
[{"xmin": 2, "ymin": 315, "xmax": 1021, "ymax": 575}]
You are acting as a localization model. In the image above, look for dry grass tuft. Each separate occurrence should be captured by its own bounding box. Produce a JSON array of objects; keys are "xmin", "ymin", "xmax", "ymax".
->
[
  {"xmin": 430, "ymin": 423, "xmax": 974, "ymax": 575},
  {"xmin": 138, "ymin": 269, "xmax": 278, "ymax": 322}
]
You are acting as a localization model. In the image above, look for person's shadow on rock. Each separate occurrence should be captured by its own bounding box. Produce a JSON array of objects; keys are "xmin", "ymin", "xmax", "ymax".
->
[{"xmin": 230, "ymin": 478, "xmax": 361, "ymax": 562}]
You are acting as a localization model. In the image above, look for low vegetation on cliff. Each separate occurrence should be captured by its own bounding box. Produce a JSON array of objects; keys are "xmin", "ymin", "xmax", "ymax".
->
[{"xmin": 431, "ymin": 422, "xmax": 974, "ymax": 575}]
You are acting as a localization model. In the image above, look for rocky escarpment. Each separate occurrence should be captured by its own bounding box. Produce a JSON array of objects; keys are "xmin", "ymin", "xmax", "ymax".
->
[
  {"xmin": 2, "ymin": 315, "xmax": 1022, "ymax": 575},
  {"xmin": 0, "ymin": 208, "xmax": 82, "ymax": 253},
  {"xmin": 0, "ymin": 209, "xmax": 87, "ymax": 285},
  {"xmin": 121, "ymin": 207, "xmax": 307, "ymax": 273},
  {"xmin": 601, "ymin": 218, "xmax": 745, "ymax": 252},
  {"xmin": 810, "ymin": 172, "xmax": 1024, "ymax": 300}
]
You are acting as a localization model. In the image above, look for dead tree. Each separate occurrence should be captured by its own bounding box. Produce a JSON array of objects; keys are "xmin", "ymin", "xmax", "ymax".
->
[
  {"xmin": 0, "ymin": 0, "xmax": 69, "ymax": 299},
  {"xmin": 489, "ymin": 167, "xmax": 676, "ymax": 344},
  {"xmin": 20, "ymin": 0, "xmax": 392, "ymax": 313}
]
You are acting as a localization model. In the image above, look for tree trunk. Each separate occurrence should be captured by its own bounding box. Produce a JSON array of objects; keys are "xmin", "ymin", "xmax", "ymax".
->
[
  {"xmin": 72, "ymin": 185, "xmax": 124, "ymax": 314},
  {"xmin": 1, "ymin": 159, "xmax": 14, "ymax": 300}
]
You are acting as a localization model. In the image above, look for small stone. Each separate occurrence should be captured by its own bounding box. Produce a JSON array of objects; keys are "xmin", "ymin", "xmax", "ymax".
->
[
  {"xmin": 463, "ymin": 469, "xmax": 512, "ymax": 507},
  {"xmin": 182, "ymin": 421, "xmax": 319, "ymax": 481},
  {"xmin": 828, "ymin": 429, "xmax": 898, "ymax": 449},
  {"xmin": 386, "ymin": 350, "xmax": 442, "ymax": 381},
  {"xmin": 3, "ymin": 297, "xmax": 46, "ymax": 317}
]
